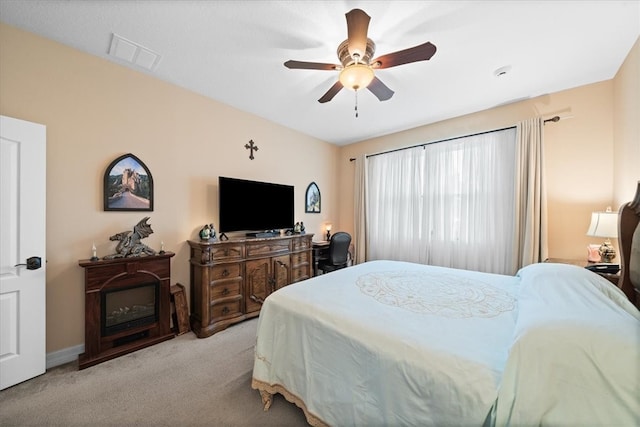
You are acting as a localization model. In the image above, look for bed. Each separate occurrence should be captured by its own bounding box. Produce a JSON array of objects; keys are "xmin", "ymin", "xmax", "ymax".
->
[{"xmin": 252, "ymin": 185, "xmax": 640, "ymax": 426}]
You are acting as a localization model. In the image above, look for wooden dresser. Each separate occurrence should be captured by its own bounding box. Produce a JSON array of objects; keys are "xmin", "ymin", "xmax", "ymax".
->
[{"xmin": 188, "ymin": 234, "xmax": 313, "ymax": 338}]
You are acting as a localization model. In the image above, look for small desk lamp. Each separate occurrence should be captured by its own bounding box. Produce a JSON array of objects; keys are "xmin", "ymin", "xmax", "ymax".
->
[
  {"xmin": 586, "ymin": 207, "xmax": 618, "ymax": 263},
  {"xmin": 325, "ymin": 224, "xmax": 332, "ymax": 241}
]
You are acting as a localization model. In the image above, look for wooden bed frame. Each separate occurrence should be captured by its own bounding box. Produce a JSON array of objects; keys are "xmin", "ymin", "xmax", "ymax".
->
[{"xmin": 618, "ymin": 180, "xmax": 640, "ymax": 308}]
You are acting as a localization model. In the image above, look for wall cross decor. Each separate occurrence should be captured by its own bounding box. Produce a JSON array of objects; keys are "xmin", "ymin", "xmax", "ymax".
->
[{"xmin": 245, "ymin": 139, "xmax": 259, "ymax": 160}]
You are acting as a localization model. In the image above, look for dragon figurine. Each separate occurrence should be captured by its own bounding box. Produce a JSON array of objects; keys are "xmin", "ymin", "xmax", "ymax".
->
[{"xmin": 103, "ymin": 217, "xmax": 157, "ymax": 259}]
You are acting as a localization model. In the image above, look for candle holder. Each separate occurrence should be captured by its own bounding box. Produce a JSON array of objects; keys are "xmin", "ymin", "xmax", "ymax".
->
[{"xmin": 90, "ymin": 243, "xmax": 99, "ymax": 261}]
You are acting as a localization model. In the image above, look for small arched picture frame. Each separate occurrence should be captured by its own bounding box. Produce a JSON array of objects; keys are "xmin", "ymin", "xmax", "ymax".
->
[
  {"xmin": 305, "ymin": 182, "xmax": 321, "ymax": 213},
  {"xmin": 103, "ymin": 153, "xmax": 154, "ymax": 211}
]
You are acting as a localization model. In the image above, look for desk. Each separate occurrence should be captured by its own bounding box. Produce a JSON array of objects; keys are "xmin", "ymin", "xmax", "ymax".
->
[
  {"xmin": 312, "ymin": 241, "xmax": 330, "ymax": 277},
  {"xmin": 312, "ymin": 241, "xmax": 355, "ymax": 276}
]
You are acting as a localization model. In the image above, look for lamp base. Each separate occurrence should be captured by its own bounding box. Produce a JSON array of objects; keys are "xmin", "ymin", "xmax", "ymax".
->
[
  {"xmin": 326, "ymin": 231, "xmax": 331, "ymax": 241},
  {"xmin": 599, "ymin": 242, "xmax": 616, "ymax": 263}
]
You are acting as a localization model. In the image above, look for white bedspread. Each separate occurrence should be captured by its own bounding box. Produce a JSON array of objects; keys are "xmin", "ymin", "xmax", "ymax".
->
[
  {"xmin": 252, "ymin": 260, "xmax": 640, "ymax": 426},
  {"xmin": 252, "ymin": 260, "xmax": 521, "ymax": 426},
  {"xmin": 491, "ymin": 263, "xmax": 640, "ymax": 427}
]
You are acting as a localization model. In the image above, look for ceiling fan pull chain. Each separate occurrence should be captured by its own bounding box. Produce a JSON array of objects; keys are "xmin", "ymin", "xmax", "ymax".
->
[{"xmin": 355, "ymin": 90, "xmax": 359, "ymax": 118}]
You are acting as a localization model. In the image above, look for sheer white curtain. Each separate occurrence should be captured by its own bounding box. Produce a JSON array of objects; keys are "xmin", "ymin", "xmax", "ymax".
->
[{"xmin": 367, "ymin": 128, "xmax": 517, "ymax": 274}]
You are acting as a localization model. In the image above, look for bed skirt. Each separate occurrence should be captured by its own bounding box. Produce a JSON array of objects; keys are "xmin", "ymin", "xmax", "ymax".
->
[{"xmin": 251, "ymin": 378, "xmax": 328, "ymax": 427}]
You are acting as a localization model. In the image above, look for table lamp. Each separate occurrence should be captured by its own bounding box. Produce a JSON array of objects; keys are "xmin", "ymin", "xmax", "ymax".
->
[
  {"xmin": 586, "ymin": 207, "xmax": 618, "ymax": 263},
  {"xmin": 325, "ymin": 224, "xmax": 332, "ymax": 241}
]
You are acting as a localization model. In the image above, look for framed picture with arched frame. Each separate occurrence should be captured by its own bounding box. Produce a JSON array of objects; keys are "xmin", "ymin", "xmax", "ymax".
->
[
  {"xmin": 103, "ymin": 153, "xmax": 154, "ymax": 211},
  {"xmin": 305, "ymin": 182, "xmax": 321, "ymax": 213}
]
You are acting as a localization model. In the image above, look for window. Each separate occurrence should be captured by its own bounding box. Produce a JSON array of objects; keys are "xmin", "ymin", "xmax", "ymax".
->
[{"xmin": 367, "ymin": 128, "xmax": 517, "ymax": 274}]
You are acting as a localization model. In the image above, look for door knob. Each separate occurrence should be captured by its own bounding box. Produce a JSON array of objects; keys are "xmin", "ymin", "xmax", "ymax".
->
[{"xmin": 14, "ymin": 256, "xmax": 42, "ymax": 270}]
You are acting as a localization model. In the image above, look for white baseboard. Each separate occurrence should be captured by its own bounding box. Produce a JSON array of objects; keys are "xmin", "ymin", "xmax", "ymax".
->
[{"xmin": 46, "ymin": 344, "xmax": 84, "ymax": 369}]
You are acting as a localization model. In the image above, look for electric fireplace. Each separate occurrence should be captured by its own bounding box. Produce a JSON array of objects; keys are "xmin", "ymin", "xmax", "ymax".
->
[
  {"xmin": 102, "ymin": 282, "xmax": 159, "ymax": 336},
  {"xmin": 78, "ymin": 253, "xmax": 175, "ymax": 369}
]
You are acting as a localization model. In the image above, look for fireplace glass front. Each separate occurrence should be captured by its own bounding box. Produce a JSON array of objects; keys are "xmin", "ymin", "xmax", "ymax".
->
[{"xmin": 102, "ymin": 282, "xmax": 159, "ymax": 336}]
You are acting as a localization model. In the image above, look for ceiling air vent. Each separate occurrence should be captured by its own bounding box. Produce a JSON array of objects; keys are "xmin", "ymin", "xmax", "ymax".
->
[{"xmin": 108, "ymin": 33, "xmax": 161, "ymax": 71}]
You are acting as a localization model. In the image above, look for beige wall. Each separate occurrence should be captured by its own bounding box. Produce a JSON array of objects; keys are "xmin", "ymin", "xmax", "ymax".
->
[
  {"xmin": 613, "ymin": 37, "xmax": 640, "ymax": 207},
  {"xmin": 0, "ymin": 24, "xmax": 339, "ymax": 353},
  {"xmin": 1, "ymin": 21, "xmax": 637, "ymax": 357},
  {"xmin": 338, "ymin": 38, "xmax": 640, "ymax": 266}
]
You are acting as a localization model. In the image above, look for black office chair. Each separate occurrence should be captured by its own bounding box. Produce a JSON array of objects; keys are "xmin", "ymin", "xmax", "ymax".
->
[{"xmin": 317, "ymin": 232, "xmax": 352, "ymax": 274}]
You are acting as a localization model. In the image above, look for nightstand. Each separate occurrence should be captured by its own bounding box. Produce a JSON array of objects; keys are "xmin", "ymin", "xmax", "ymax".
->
[{"xmin": 544, "ymin": 258, "xmax": 620, "ymax": 286}]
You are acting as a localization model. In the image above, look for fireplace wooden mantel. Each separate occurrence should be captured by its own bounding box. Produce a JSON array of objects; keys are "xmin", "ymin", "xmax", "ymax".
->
[{"xmin": 78, "ymin": 253, "xmax": 175, "ymax": 370}]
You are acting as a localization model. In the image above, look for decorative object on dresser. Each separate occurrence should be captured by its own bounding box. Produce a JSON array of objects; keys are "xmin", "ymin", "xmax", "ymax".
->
[
  {"xmin": 78, "ymin": 252, "xmax": 175, "ymax": 370},
  {"xmin": 292, "ymin": 221, "xmax": 307, "ymax": 234},
  {"xmin": 103, "ymin": 153, "xmax": 153, "ymax": 211},
  {"xmin": 198, "ymin": 223, "xmax": 217, "ymax": 241},
  {"xmin": 188, "ymin": 234, "xmax": 313, "ymax": 338},
  {"xmin": 586, "ymin": 206, "xmax": 619, "ymax": 262}
]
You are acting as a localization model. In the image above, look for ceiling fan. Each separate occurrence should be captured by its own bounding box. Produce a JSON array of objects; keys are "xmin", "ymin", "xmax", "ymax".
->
[{"xmin": 284, "ymin": 8, "xmax": 437, "ymax": 104}]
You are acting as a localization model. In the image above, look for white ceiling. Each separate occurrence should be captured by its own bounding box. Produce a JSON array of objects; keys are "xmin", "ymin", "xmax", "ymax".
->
[{"xmin": 1, "ymin": 1, "xmax": 638, "ymax": 146}]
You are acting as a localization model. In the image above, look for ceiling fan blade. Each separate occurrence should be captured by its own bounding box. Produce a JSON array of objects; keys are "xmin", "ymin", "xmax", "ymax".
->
[
  {"xmin": 372, "ymin": 41, "xmax": 437, "ymax": 69},
  {"xmin": 345, "ymin": 9, "xmax": 370, "ymax": 60},
  {"xmin": 318, "ymin": 81, "xmax": 344, "ymax": 103},
  {"xmin": 367, "ymin": 77, "xmax": 394, "ymax": 101},
  {"xmin": 284, "ymin": 60, "xmax": 339, "ymax": 70}
]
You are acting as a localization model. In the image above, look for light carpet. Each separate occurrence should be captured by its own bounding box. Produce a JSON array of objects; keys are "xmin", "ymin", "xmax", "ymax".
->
[{"xmin": 0, "ymin": 318, "xmax": 308, "ymax": 426}]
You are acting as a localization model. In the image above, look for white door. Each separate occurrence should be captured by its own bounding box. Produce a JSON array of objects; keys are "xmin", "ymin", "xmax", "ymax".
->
[{"xmin": 0, "ymin": 115, "xmax": 46, "ymax": 390}]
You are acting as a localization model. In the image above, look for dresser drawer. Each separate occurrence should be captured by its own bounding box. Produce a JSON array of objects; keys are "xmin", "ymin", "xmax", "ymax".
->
[
  {"xmin": 246, "ymin": 240, "xmax": 290, "ymax": 257},
  {"xmin": 210, "ymin": 279, "xmax": 242, "ymax": 300},
  {"xmin": 292, "ymin": 237, "xmax": 311, "ymax": 251},
  {"xmin": 210, "ymin": 244, "xmax": 243, "ymax": 261},
  {"xmin": 291, "ymin": 251, "xmax": 309, "ymax": 266},
  {"xmin": 210, "ymin": 263, "xmax": 241, "ymax": 281},
  {"xmin": 291, "ymin": 265, "xmax": 310, "ymax": 283},
  {"xmin": 211, "ymin": 299, "xmax": 242, "ymax": 320}
]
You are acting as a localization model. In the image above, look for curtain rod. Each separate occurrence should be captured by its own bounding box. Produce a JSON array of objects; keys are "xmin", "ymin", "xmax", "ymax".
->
[
  {"xmin": 349, "ymin": 125, "xmax": 514, "ymax": 162},
  {"xmin": 349, "ymin": 116, "xmax": 563, "ymax": 162}
]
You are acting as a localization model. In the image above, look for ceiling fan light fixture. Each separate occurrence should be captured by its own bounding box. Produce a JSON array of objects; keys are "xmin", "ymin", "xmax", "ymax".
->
[
  {"xmin": 339, "ymin": 64, "xmax": 374, "ymax": 91},
  {"xmin": 285, "ymin": 9, "xmax": 435, "ymax": 104}
]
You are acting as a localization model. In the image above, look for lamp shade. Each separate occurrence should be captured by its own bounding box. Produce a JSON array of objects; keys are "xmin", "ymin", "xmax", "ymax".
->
[
  {"xmin": 586, "ymin": 211, "xmax": 618, "ymax": 238},
  {"xmin": 339, "ymin": 64, "xmax": 374, "ymax": 91}
]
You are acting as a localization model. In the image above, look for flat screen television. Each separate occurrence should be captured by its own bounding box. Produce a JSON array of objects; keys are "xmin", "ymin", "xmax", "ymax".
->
[{"xmin": 218, "ymin": 176, "xmax": 294, "ymax": 235}]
